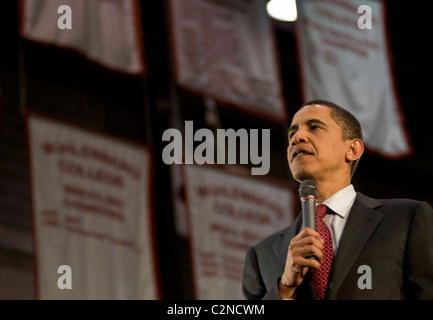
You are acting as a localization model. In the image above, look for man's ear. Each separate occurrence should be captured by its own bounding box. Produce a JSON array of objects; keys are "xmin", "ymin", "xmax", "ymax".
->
[{"xmin": 346, "ymin": 139, "xmax": 364, "ymax": 162}]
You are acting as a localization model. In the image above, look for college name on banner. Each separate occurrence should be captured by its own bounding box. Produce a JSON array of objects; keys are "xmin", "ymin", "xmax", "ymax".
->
[
  {"xmin": 296, "ymin": 0, "xmax": 412, "ymax": 157},
  {"xmin": 27, "ymin": 113, "xmax": 159, "ymax": 299},
  {"xmin": 184, "ymin": 165, "xmax": 294, "ymax": 299},
  {"xmin": 169, "ymin": 0, "xmax": 286, "ymax": 122},
  {"xmin": 21, "ymin": 0, "xmax": 145, "ymax": 74}
]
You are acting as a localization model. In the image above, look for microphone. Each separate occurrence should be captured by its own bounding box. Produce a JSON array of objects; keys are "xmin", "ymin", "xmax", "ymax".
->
[
  {"xmin": 299, "ymin": 179, "xmax": 318, "ymax": 230},
  {"xmin": 299, "ymin": 179, "xmax": 318, "ymax": 260}
]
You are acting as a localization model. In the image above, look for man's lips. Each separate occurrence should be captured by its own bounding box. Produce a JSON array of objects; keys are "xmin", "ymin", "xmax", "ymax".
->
[{"xmin": 290, "ymin": 147, "xmax": 314, "ymax": 162}]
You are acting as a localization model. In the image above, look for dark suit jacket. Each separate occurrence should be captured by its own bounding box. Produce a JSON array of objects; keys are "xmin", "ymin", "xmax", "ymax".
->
[{"xmin": 242, "ymin": 193, "xmax": 433, "ymax": 299}]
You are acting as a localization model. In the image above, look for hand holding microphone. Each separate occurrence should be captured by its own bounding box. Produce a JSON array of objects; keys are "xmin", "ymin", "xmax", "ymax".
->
[{"xmin": 279, "ymin": 180, "xmax": 324, "ymax": 298}]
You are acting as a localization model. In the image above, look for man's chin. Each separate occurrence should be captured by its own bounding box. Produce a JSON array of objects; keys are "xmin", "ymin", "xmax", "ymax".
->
[{"xmin": 292, "ymin": 170, "xmax": 315, "ymax": 183}]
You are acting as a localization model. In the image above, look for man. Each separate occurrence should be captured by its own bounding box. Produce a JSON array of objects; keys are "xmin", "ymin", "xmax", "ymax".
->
[{"xmin": 242, "ymin": 100, "xmax": 433, "ymax": 299}]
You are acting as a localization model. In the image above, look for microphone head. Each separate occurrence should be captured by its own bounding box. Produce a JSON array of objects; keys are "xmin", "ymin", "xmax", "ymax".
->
[{"xmin": 298, "ymin": 179, "xmax": 318, "ymax": 199}]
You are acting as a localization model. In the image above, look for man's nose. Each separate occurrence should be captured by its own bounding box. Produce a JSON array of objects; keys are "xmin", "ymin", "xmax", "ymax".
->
[{"xmin": 291, "ymin": 128, "xmax": 308, "ymax": 145}]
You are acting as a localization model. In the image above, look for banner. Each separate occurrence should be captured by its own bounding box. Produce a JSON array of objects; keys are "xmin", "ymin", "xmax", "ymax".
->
[
  {"xmin": 169, "ymin": 0, "xmax": 287, "ymax": 122},
  {"xmin": 27, "ymin": 112, "xmax": 159, "ymax": 299},
  {"xmin": 296, "ymin": 0, "xmax": 412, "ymax": 157},
  {"xmin": 21, "ymin": 0, "xmax": 146, "ymax": 74},
  {"xmin": 184, "ymin": 165, "xmax": 295, "ymax": 299}
]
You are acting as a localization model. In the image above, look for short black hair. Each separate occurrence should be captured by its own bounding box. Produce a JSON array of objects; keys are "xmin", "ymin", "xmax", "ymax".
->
[{"xmin": 301, "ymin": 99, "xmax": 363, "ymax": 177}]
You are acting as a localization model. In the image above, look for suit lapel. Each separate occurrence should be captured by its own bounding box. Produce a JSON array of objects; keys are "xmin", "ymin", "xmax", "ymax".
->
[
  {"xmin": 326, "ymin": 193, "xmax": 383, "ymax": 299},
  {"xmin": 272, "ymin": 214, "xmax": 301, "ymax": 270}
]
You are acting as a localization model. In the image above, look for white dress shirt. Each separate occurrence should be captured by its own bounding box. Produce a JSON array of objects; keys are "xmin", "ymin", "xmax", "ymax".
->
[{"xmin": 320, "ymin": 184, "xmax": 357, "ymax": 256}]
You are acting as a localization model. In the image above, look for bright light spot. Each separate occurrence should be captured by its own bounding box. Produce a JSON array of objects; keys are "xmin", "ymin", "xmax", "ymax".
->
[{"xmin": 266, "ymin": 0, "xmax": 297, "ymax": 22}]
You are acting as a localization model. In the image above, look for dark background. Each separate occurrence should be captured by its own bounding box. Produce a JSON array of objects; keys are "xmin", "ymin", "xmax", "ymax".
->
[{"xmin": 0, "ymin": 0, "xmax": 432, "ymax": 299}]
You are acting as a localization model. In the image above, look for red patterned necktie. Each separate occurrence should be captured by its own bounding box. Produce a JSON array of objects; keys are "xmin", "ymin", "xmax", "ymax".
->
[{"xmin": 312, "ymin": 204, "xmax": 334, "ymax": 300}]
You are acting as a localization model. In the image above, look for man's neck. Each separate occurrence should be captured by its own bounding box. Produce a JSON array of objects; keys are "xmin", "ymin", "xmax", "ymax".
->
[{"xmin": 316, "ymin": 178, "xmax": 351, "ymax": 203}]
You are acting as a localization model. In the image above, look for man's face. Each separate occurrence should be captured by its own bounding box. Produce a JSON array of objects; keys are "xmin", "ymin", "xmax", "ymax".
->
[{"xmin": 287, "ymin": 104, "xmax": 351, "ymax": 183}]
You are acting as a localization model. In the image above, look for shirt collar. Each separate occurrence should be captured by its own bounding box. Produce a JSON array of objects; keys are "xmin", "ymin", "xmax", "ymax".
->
[{"xmin": 321, "ymin": 184, "xmax": 356, "ymax": 218}]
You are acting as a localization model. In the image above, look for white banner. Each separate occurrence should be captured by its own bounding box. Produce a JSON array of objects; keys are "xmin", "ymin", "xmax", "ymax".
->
[
  {"xmin": 169, "ymin": 0, "xmax": 286, "ymax": 122},
  {"xmin": 184, "ymin": 165, "xmax": 294, "ymax": 299},
  {"xmin": 27, "ymin": 113, "xmax": 159, "ymax": 299},
  {"xmin": 296, "ymin": 0, "xmax": 412, "ymax": 157},
  {"xmin": 21, "ymin": 0, "xmax": 145, "ymax": 74}
]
